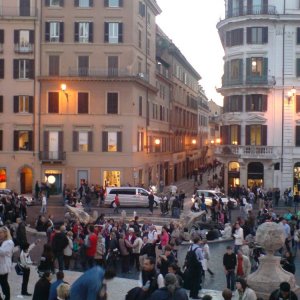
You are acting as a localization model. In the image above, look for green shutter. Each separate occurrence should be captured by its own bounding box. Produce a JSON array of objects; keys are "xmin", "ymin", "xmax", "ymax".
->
[
  {"xmin": 239, "ymin": 59, "xmax": 243, "ymax": 83},
  {"xmin": 263, "ymin": 58, "xmax": 268, "ymax": 79},
  {"xmin": 296, "ymin": 58, "xmax": 300, "ymax": 77}
]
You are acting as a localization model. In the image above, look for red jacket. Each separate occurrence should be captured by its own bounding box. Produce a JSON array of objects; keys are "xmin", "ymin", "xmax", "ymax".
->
[{"xmin": 86, "ymin": 233, "xmax": 97, "ymax": 257}]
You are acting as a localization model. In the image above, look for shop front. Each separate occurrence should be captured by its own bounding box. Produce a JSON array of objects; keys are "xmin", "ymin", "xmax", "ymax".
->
[
  {"xmin": 0, "ymin": 168, "xmax": 6, "ymax": 189},
  {"xmin": 103, "ymin": 170, "xmax": 121, "ymax": 187},
  {"xmin": 228, "ymin": 161, "xmax": 240, "ymax": 188},
  {"xmin": 247, "ymin": 162, "xmax": 264, "ymax": 188},
  {"xmin": 44, "ymin": 169, "xmax": 62, "ymax": 195}
]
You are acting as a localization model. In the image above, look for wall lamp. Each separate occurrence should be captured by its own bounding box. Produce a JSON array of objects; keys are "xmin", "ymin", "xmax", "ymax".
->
[
  {"xmin": 61, "ymin": 83, "xmax": 69, "ymax": 102},
  {"xmin": 287, "ymin": 87, "xmax": 296, "ymax": 104},
  {"xmin": 154, "ymin": 138, "xmax": 161, "ymax": 145},
  {"xmin": 192, "ymin": 139, "xmax": 197, "ymax": 145}
]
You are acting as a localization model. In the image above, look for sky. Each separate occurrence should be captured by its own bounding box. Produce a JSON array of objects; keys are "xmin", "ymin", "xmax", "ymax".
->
[{"xmin": 156, "ymin": 0, "xmax": 225, "ymax": 106}]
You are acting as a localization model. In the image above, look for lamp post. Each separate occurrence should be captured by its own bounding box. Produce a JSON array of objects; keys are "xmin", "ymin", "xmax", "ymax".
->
[{"xmin": 61, "ymin": 83, "xmax": 69, "ymax": 102}]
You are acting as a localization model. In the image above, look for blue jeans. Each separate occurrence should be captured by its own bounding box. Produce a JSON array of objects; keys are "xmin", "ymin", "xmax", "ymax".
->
[{"xmin": 226, "ymin": 270, "xmax": 235, "ymax": 291}]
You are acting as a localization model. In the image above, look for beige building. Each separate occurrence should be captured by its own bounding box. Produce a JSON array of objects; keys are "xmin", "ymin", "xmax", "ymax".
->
[{"xmin": 0, "ymin": 0, "xmax": 208, "ymax": 194}]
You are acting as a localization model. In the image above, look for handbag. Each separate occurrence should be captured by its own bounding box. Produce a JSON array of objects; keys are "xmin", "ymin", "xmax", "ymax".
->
[{"xmin": 15, "ymin": 262, "xmax": 24, "ymax": 276}]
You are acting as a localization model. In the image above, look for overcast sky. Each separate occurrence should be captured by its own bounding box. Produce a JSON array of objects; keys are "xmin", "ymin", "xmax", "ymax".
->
[{"xmin": 156, "ymin": 0, "xmax": 225, "ymax": 105}]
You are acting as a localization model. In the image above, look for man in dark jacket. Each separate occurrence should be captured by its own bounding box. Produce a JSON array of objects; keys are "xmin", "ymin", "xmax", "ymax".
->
[
  {"xmin": 148, "ymin": 192, "xmax": 155, "ymax": 214},
  {"xmin": 51, "ymin": 224, "xmax": 68, "ymax": 271},
  {"xmin": 32, "ymin": 271, "xmax": 52, "ymax": 300},
  {"xmin": 223, "ymin": 246, "xmax": 237, "ymax": 291},
  {"xmin": 269, "ymin": 282, "xmax": 298, "ymax": 300},
  {"xmin": 16, "ymin": 217, "xmax": 28, "ymax": 250}
]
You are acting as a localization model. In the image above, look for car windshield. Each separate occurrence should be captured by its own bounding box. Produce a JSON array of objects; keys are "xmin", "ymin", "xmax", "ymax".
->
[{"xmin": 215, "ymin": 192, "xmax": 225, "ymax": 197}]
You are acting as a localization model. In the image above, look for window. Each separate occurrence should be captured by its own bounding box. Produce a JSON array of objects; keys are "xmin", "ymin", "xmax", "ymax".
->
[
  {"xmin": 20, "ymin": 0, "xmax": 31, "ymax": 16},
  {"xmin": 48, "ymin": 92, "xmax": 59, "ymax": 113},
  {"xmin": 0, "ymin": 60, "xmax": 4, "ymax": 79},
  {"xmin": 296, "ymin": 126, "xmax": 300, "ymax": 147},
  {"xmin": 45, "ymin": 0, "xmax": 64, "ymax": 7},
  {"xmin": 0, "ymin": 96, "xmax": 2, "ymax": 113},
  {"xmin": 104, "ymin": 22, "xmax": 123, "ymax": 44},
  {"xmin": 297, "ymin": 28, "xmax": 300, "ymax": 45},
  {"xmin": 45, "ymin": 22, "xmax": 64, "ymax": 42},
  {"xmin": 247, "ymin": 27, "xmax": 268, "ymax": 44},
  {"xmin": 75, "ymin": 22, "xmax": 93, "ymax": 43},
  {"xmin": 102, "ymin": 131, "xmax": 122, "ymax": 152},
  {"xmin": 251, "ymin": 57, "xmax": 262, "ymax": 75},
  {"xmin": 0, "ymin": 30, "xmax": 4, "ymax": 50},
  {"xmin": 138, "ymin": 30, "xmax": 142, "ymax": 48},
  {"xmin": 246, "ymin": 94, "xmax": 268, "ymax": 112},
  {"xmin": 104, "ymin": 0, "xmax": 123, "ymax": 7},
  {"xmin": 13, "ymin": 59, "xmax": 34, "ymax": 79},
  {"xmin": 73, "ymin": 131, "xmax": 93, "ymax": 152},
  {"xmin": 296, "ymin": 58, "xmax": 300, "ymax": 77},
  {"xmin": 78, "ymin": 92, "xmax": 89, "ymax": 114},
  {"xmin": 108, "ymin": 56, "xmax": 118, "ymax": 76},
  {"xmin": 49, "ymin": 55, "xmax": 60, "ymax": 76},
  {"xmin": 296, "ymin": 95, "xmax": 300, "ymax": 113},
  {"xmin": 14, "ymin": 30, "xmax": 34, "ymax": 53},
  {"xmin": 220, "ymin": 125, "xmax": 241, "ymax": 145},
  {"xmin": 137, "ymin": 131, "xmax": 144, "ymax": 151},
  {"xmin": 139, "ymin": 96, "xmax": 143, "ymax": 116},
  {"xmin": 107, "ymin": 93, "xmax": 118, "ymax": 114},
  {"xmin": 13, "ymin": 130, "xmax": 33, "ymax": 151},
  {"xmin": 139, "ymin": 2, "xmax": 145, "ymax": 17},
  {"xmin": 78, "ymin": 56, "xmax": 89, "ymax": 76},
  {"xmin": 74, "ymin": 0, "xmax": 93, "ymax": 7},
  {"xmin": 246, "ymin": 57, "xmax": 268, "ymax": 82},
  {"xmin": 230, "ymin": 59, "xmax": 242, "ymax": 80},
  {"xmin": 226, "ymin": 28, "xmax": 244, "ymax": 47},
  {"xmin": 14, "ymin": 96, "xmax": 33, "ymax": 113},
  {"xmin": 223, "ymin": 95, "xmax": 243, "ymax": 112},
  {"xmin": 245, "ymin": 125, "xmax": 267, "ymax": 146}
]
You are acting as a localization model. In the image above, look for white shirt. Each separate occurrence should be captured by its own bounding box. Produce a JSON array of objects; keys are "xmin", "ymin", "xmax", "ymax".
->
[
  {"xmin": 233, "ymin": 227, "xmax": 244, "ymax": 246},
  {"xmin": 148, "ymin": 230, "xmax": 158, "ymax": 243},
  {"xmin": 0, "ymin": 239, "xmax": 14, "ymax": 274}
]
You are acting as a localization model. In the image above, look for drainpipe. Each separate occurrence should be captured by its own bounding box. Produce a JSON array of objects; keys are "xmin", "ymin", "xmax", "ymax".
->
[{"xmin": 38, "ymin": 0, "xmax": 42, "ymax": 181}]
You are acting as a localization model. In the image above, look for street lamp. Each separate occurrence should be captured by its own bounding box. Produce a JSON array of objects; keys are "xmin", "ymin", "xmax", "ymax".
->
[
  {"xmin": 61, "ymin": 83, "xmax": 69, "ymax": 102},
  {"xmin": 154, "ymin": 138, "xmax": 161, "ymax": 145},
  {"xmin": 192, "ymin": 139, "xmax": 197, "ymax": 145}
]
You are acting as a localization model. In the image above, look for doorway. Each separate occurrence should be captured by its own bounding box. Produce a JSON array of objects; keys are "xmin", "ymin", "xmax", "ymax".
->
[
  {"xmin": 247, "ymin": 162, "xmax": 264, "ymax": 188},
  {"xmin": 20, "ymin": 167, "xmax": 33, "ymax": 194},
  {"xmin": 77, "ymin": 170, "xmax": 89, "ymax": 188}
]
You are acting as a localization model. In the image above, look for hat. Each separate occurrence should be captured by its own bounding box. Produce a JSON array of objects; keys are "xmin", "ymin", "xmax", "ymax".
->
[{"xmin": 280, "ymin": 282, "xmax": 291, "ymax": 292}]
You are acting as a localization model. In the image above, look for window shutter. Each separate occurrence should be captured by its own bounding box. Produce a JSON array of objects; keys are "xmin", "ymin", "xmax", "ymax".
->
[
  {"xmin": 238, "ymin": 59, "xmax": 243, "ymax": 82},
  {"xmin": 261, "ymin": 125, "xmax": 267, "ymax": 146},
  {"xmin": 48, "ymin": 92, "xmax": 59, "ymax": 113},
  {"xmin": 245, "ymin": 125, "xmax": 251, "ymax": 145},
  {"xmin": 28, "ymin": 60, "xmax": 34, "ymax": 79},
  {"xmin": 223, "ymin": 97, "xmax": 229, "ymax": 113},
  {"xmin": 88, "ymin": 131, "xmax": 93, "ymax": 152},
  {"xmin": 59, "ymin": 22, "xmax": 64, "ymax": 42},
  {"xmin": 73, "ymin": 131, "xmax": 79, "ymax": 152},
  {"xmin": 102, "ymin": 131, "xmax": 108, "ymax": 152},
  {"xmin": 0, "ymin": 30, "xmax": 4, "ymax": 44},
  {"xmin": 89, "ymin": 22, "xmax": 93, "ymax": 43},
  {"xmin": 28, "ymin": 131, "xmax": 33, "ymax": 151},
  {"xmin": 262, "ymin": 27, "xmax": 268, "ymax": 44},
  {"xmin": 139, "ymin": 96, "xmax": 143, "ymax": 116},
  {"xmin": 58, "ymin": 131, "xmax": 64, "ymax": 153},
  {"xmin": 60, "ymin": 0, "xmax": 64, "ymax": 6},
  {"xmin": 0, "ymin": 59, "xmax": 4, "ymax": 79},
  {"xmin": 247, "ymin": 0, "xmax": 253, "ymax": 14},
  {"xmin": 104, "ymin": 0, "xmax": 108, "ymax": 7},
  {"xmin": 239, "ymin": 28, "xmax": 244, "ymax": 44},
  {"xmin": 246, "ymin": 58, "xmax": 251, "ymax": 78},
  {"xmin": 296, "ymin": 95, "xmax": 300, "ymax": 113},
  {"xmin": 14, "ymin": 96, "xmax": 19, "ymax": 113},
  {"xmin": 45, "ymin": 22, "xmax": 50, "ymax": 42},
  {"xmin": 104, "ymin": 22, "xmax": 109, "ymax": 42},
  {"xmin": 238, "ymin": 95, "xmax": 243, "ymax": 111},
  {"xmin": 296, "ymin": 126, "xmax": 300, "ymax": 147},
  {"xmin": 246, "ymin": 95, "xmax": 251, "ymax": 112},
  {"xmin": 78, "ymin": 92, "xmax": 89, "ymax": 113},
  {"xmin": 226, "ymin": 31, "xmax": 231, "ymax": 47},
  {"xmin": 74, "ymin": 22, "xmax": 79, "ymax": 42},
  {"xmin": 220, "ymin": 126, "xmax": 229, "ymax": 145},
  {"xmin": 74, "ymin": 0, "xmax": 79, "ymax": 6},
  {"xmin": 297, "ymin": 28, "xmax": 300, "ymax": 45},
  {"xmin": 43, "ymin": 131, "xmax": 49, "ymax": 153},
  {"xmin": 13, "ymin": 131, "xmax": 19, "ymax": 151},
  {"xmin": 246, "ymin": 27, "xmax": 251, "ymax": 44},
  {"xmin": 237, "ymin": 125, "xmax": 241, "ymax": 145},
  {"xmin": 262, "ymin": 0, "xmax": 268, "ymax": 13},
  {"xmin": 29, "ymin": 96, "xmax": 34, "ymax": 113},
  {"xmin": 0, "ymin": 96, "xmax": 2, "ymax": 113},
  {"xmin": 262, "ymin": 95, "xmax": 268, "ymax": 111},
  {"xmin": 228, "ymin": 0, "xmax": 233, "ymax": 17},
  {"xmin": 0, "ymin": 130, "xmax": 2, "ymax": 151},
  {"xmin": 239, "ymin": 0, "xmax": 243, "ymax": 15},
  {"xmin": 296, "ymin": 58, "xmax": 300, "ymax": 77},
  {"xmin": 89, "ymin": 0, "xmax": 94, "ymax": 7},
  {"xmin": 14, "ymin": 30, "xmax": 19, "ymax": 44},
  {"xmin": 45, "ymin": 0, "xmax": 50, "ymax": 6},
  {"xmin": 262, "ymin": 58, "xmax": 268, "ymax": 78},
  {"xmin": 119, "ymin": 0, "xmax": 123, "ymax": 7},
  {"xmin": 118, "ymin": 23, "xmax": 123, "ymax": 43},
  {"xmin": 117, "ymin": 132, "xmax": 122, "ymax": 152}
]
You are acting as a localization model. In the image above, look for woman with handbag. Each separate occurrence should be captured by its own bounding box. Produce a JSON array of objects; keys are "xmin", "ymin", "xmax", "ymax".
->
[
  {"xmin": 19, "ymin": 240, "xmax": 40, "ymax": 296},
  {"xmin": 0, "ymin": 226, "xmax": 14, "ymax": 300}
]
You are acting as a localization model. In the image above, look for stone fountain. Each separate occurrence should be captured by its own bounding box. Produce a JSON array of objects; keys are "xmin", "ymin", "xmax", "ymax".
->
[{"xmin": 247, "ymin": 222, "xmax": 299, "ymax": 299}]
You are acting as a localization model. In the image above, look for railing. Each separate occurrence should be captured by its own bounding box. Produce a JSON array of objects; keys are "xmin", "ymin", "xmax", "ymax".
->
[
  {"xmin": 0, "ymin": 7, "xmax": 37, "ymax": 17},
  {"xmin": 226, "ymin": 5, "xmax": 277, "ymax": 19},
  {"xmin": 222, "ymin": 76, "xmax": 275, "ymax": 88},
  {"xmin": 214, "ymin": 145, "xmax": 277, "ymax": 158},
  {"xmin": 14, "ymin": 44, "xmax": 34, "ymax": 54},
  {"xmin": 68, "ymin": 68, "xmax": 150, "ymax": 82},
  {"xmin": 39, "ymin": 151, "xmax": 66, "ymax": 162}
]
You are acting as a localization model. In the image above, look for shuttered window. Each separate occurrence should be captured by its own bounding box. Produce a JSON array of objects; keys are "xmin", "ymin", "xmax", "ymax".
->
[
  {"xmin": 225, "ymin": 28, "xmax": 244, "ymax": 47},
  {"xmin": 296, "ymin": 95, "xmax": 300, "ymax": 113},
  {"xmin": 13, "ymin": 59, "xmax": 34, "ymax": 79},
  {"xmin": 104, "ymin": 0, "xmax": 123, "ymax": 7},
  {"xmin": 104, "ymin": 22, "xmax": 123, "ymax": 43},
  {"xmin": 0, "ymin": 130, "xmax": 2, "ymax": 151},
  {"xmin": 246, "ymin": 95, "xmax": 268, "ymax": 112},
  {"xmin": 245, "ymin": 125, "xmax": 267, "ymax": 146},
  {"xmin": 78, "ymin": 92, "xmax": 89, "ymax": 114},
  {"xmin": 13, "ymin": 130, "xmax": 33, "ymax": 151},
  {"xmin": 297, "ymin": 28, "xmax": 300, "ymax": 45},
  {"xmin": 297, "ymin": 58, "xmax": 300, "ymax": 77},
  {"xmin": 107, "ymin": 92, "xmax": 118, "ymax": 114},
  {"xmin": 246, "ymin": 27, "xmax": 268, "ymax": 44},
  {"xmin": 49, "ymin": 55, "xmax": 60, "ymax": 76},
  {"xmin": 0, "ymin": 59, "xmax": 4, "ymax": 79},
  {"xmin": 139, "ymin": 96, "xmax": 143, "ymax": 116},
  {"xmin": 296, "ymin": 126, "xmax": 300, "ymax": 147},
  {"xmin": 102, "ymin": 131, "xmax": 122, "ymax": 152},
  {"xmin": 13, "ymin": 96, "xmax": 33, "ymax": 113},
  {"xmin": 48, "ymin": 92, "xmax": 59, "ymax": 113},
  {"xmin": 0, "ymin": 96, "xmax": 3, "ymax": 113}
]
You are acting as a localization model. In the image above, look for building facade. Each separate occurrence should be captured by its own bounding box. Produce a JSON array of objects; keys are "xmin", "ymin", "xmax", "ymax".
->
[
  {"xmin": 0, "ymin": 0, "xmax": 208, "ymax": 194},
  {"xmin": 217, "ymin": 0, "xmax": 300, "ymax": 193}
]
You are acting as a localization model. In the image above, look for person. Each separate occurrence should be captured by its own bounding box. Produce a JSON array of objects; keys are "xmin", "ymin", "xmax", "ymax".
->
[
  {"xmin": 69, "ymin": 265, "xmax": 116, "ymax": 300},
  {"xmin": 37, "ymin": 244, "xmax": 55, "ymax": 276},
  {"xmin": 49, "ymin": 271, "xmax": 66, "ymax": 300},
  {"xmin": 95, "ymin": 232, "xmax": 106, "ymax": 267},
  {"xmin": 64, "ymin": 231, "xmax": 73, "ymax": 270},
  {"xmin": 35, "ymin": 180, "xmax": 40, "ymax": 201},
  {"xmin": 0, "ymin": 226, "xmax": 14, "ymax": 300},
  {"xmin": 119, "ymin": 232, "xmax": 132, "ymax": 273},
  {"xmin": 148, "ymin": 192, "xmax": 155, "ymax": 215},
  {"xmin": 202, "ymin": 239, "xmax": 214, "ymax": 277},
  {"xmin": 235, "ymin": 278, "xmax": 257, "ymax": 300},
  {"xmin": 85, "ymin": 225, "xmax": 98, "ymax": 269},
  {"xmin": 41, "ymin": 192, "xmax": 47, "ymax": 214},
  {"xmin": 281, "ymin": 251, "xmax": 295, "ymax": 274},
  {"xmin": 269, "ymin": 282, "xmax": 298, "ymax": 300},
  {"xmin": 168, "ymin": 263, "xmax": 184, "ymax": 287},
  {"xmin": 223, "ymin": 246, "xmax": 237, "ymax": 291},
  {"xmin": 113, "ymin": 193, "xmax": 120, "ymax": 214},
  {"xmin": 57, "ymin": 283, "xmax": 71, "ymax": 300},
  {"xmin": 184, "ymin": 235, "xmax": 203, "ymax": 299},
  {"xmin": 233, "ymin": 222, "xmax": 244, "ymax": 253},
  {"xmin": 222, "ymin": 288, "xmax": 233, "ymax": 300},
  {"xmin": 132, "ymin": 232, "xmax": 143, "ymax": 271},
  {"xmin": 19, "ymin": 240, "xmax": 40, "ymax": 296},
  {"xmin": 157, "ymin": 245, "xmax": 176, "ymax": 277},
  {"xmin": 236, "ymin": 250, "xmax": 251, "ymax": 279},
  {"xmin": 149, "ymin": 273, "xmax": 188, "ymax": 300},
  {"xmin": 32, "ymin": 271, "xmax": 52, "ymax": 300},
  {"xmin": 16, "ymin": 218, "xmax": 28, "ymax": 250}
]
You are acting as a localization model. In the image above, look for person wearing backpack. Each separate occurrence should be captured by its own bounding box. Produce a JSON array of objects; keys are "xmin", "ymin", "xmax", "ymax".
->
[{"xmin": 183, "ymin": 235, "xmax": 203, "ymax": 299}]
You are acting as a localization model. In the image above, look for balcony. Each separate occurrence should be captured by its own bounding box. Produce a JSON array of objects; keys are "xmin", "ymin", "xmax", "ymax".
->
[
  {"xmin": 214, "ymin": 145, "xmax": 278, "ymax": 159},
  {"xmin": 14, "ymin": 44, "xmax": 34, "ymax": 54},
  {"xmin": 0, "ymin": 7, "xmax": 37, "ymax": 18},
  {"xmin": 221, "ymin": 76, "xmax": 275, "ymax": 88},
  {"xmin": 225, "ymin": 5, "xmax": 277, "ymax": 19},
  {"xmin": 39, "ymin": 151, "xmax": 66, "ymax": 162}
]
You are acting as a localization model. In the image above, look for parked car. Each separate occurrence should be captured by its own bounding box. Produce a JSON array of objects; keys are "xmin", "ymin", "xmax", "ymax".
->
[
  {"xmin": 191, "ymin": 189, "xmax": 237, "ymax": 208},
  {"xmin": 104, "ymin": 187, "xmax": 161, "ymax": 208},
  {"xmin": 0, "ymin": 189, "xmax": 35, "ymax": 206}
]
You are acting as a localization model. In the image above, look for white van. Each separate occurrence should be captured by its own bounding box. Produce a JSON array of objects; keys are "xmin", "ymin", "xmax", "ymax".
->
[
  {"xmin": 192, "ymin": 190, "xmax": 237, "ymax": 207},
  {"xmin": 104, "ymin": 187, "xmax": 161, "ymax": 208}
]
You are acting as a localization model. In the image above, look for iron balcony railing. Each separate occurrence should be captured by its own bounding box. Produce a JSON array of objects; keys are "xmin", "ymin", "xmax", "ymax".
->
[
  {"xmin": 226, "ymin": 5, "xmax": 277, "ymax": 19},
  {"xmin": 39, "ymin": 151, "xmax": 66, "ymax": 162},
  {"xmin": 222, "ymin": 76, "xmax": 275, "ymax": 88},
  {"xmin": 0, "ymin": 7, "xmax": 37, "ymax": 17},
  {"xmin": 14, "ymin": 43, "xmax": 34, "ymax": 54}
]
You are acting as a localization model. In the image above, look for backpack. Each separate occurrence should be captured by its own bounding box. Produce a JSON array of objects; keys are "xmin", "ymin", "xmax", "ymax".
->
[{"xmin": 184, "ymin": 246, "xmax": 202, "ymax": 271}]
